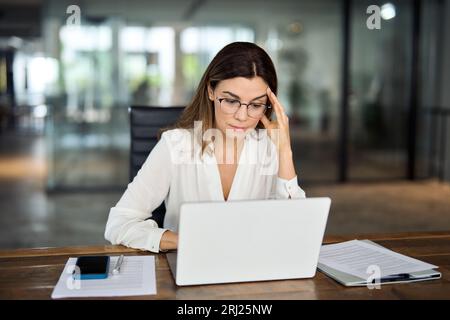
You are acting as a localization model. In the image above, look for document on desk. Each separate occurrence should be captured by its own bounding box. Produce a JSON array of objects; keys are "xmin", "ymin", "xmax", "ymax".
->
[
  {"xmin": 318, "ymin": 240, "xmax": 438, "ymax": 280},
  {"xmin": 51, "ymin": 256, "xmax": 156, "ymax": 299}
]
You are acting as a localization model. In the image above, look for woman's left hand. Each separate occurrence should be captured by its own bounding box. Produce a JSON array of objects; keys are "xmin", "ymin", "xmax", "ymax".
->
[{"xmin": 260, "ymin": 87, "xmax": 292, "ymax": 154}]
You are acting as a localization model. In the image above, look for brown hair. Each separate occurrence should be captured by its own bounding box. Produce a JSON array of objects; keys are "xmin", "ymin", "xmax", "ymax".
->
[{"xmin": 163, "ymin": 41, "xmax": 277, "ymax": 152}]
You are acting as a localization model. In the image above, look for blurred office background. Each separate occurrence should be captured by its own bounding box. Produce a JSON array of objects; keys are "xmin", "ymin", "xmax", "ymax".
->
[{"xmin": 0, "ymin": 0, "xmax": 450, "ymax": 248}]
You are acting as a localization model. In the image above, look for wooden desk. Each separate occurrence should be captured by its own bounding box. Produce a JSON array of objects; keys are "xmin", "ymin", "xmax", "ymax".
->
[{"xmin": 0, "ymin": 231, "xmax": 449, "ymax": 299}]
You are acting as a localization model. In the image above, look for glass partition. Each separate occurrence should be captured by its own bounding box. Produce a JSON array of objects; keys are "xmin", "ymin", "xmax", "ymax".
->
[{"xmin": 348, "ymin": 0, "xmax": 412, "ymax": 180}]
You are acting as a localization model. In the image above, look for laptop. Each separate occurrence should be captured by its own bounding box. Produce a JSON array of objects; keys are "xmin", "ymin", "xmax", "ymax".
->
[{"xmin": 167, "ymin": 197, "xmax": 331, "ymax": 286}]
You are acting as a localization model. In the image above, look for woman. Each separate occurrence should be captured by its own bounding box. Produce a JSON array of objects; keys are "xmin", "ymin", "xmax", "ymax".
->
[{"xmin": 105, "ymin": 42, "xmax": 306, "ymax": 253}]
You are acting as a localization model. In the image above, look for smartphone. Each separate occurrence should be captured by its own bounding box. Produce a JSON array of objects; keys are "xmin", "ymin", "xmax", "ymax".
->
[{"xmin": 74, "ymin": 256, "xmax": 110, "ymax": 280}]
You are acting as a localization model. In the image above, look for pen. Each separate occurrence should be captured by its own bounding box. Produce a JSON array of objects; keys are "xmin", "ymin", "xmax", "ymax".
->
[
  {"xmin": 379, "ymin": 273, "xmax": 411, "ymax": 283},
  {"xmin": 112, "ymin": 255, "xmax": 124, "ymax": 275}
]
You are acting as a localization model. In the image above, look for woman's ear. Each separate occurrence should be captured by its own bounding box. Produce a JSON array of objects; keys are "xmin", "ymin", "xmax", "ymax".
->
[{"xmin": 207, "ymin": 84, "xmax": 214, "ymax": 101}]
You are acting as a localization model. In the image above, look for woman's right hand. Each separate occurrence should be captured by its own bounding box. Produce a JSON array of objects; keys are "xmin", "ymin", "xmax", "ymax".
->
[{"xmin": 160, "ymin": 230, "xmax": 178, "ymax": 251}]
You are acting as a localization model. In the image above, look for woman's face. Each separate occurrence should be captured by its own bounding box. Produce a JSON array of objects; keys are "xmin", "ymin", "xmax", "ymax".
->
[{"xmin": 208, "ymin": 76, "xmax": 269, "ymax": 138}]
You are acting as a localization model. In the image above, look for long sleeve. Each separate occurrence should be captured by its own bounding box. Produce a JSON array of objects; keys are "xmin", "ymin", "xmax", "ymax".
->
[
  {"xmin": 275, "ymin": 176, "xmax": 306, "ymax": 199},
  {"xmin": 104, "ymin": 132, "xmax": 172, "ymax": 253}
]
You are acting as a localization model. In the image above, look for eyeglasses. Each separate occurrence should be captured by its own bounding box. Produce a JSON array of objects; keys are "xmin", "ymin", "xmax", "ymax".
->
[{"xmin": 217, "ymin": 98, "xmax": 271, "ymax": 119}]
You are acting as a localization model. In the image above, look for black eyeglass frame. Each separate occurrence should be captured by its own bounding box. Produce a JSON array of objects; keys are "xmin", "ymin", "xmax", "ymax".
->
[{"xmin": 216, "ymin": 97, "xmax": 272, "ymax": 118}]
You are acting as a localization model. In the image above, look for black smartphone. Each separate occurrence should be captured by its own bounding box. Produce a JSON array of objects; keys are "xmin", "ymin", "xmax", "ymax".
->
[{"xmin": 74, "ymin": 256, "xmax": 110, "ymax": 280}]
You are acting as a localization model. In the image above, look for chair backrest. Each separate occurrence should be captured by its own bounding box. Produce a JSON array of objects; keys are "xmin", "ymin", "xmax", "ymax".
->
[{"xmin": 129, "ymin": 106, "xmax": 184, "ymax": 227}]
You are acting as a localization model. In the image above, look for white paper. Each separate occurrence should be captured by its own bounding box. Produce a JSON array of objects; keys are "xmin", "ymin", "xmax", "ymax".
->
[
  {"xmin": 319, "ymin": 240, "xmax": 438, "ymax": 280},
  {"xmin": 51, "ymin": 256, "xmax": 156, "ymax": 299}
]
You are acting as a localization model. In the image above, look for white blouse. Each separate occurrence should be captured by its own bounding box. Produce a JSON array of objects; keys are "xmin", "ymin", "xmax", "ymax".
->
[{"xmin": 104, "ymin": 128, "xmax": 306, "ymax": 253}]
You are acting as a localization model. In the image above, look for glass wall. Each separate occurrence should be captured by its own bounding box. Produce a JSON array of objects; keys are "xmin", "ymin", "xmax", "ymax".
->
[
  {"xmin": 271, "ymin": 2, "xmax": 342, "ymax": 183},
  {"xmin": 348, "ymin": 0, "xmax": 412, "ymax": 180},
  {"xmin": 121, "ymin": 26, "xmax": 175, "ymax": 106},
  {"xmin": 46, "ymin": 19, "xmax": 256, "ymax": 189},
  {"xmin": 26, "ymin": 0, "xmax": 443, "ymax": 188},
  {"xmin": 42, "ymin": 0, "xmax": 345, "ymax": 189},
  {"xmin": 417, "ymin": 0, "xmax": 447, "ymax": 180},
  {"xmin": 47, "ymin": 22, "xmax": 129, "ymax": 189}
]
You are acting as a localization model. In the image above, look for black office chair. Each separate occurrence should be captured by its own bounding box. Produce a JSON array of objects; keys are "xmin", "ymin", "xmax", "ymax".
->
[{"xmin": 129, "ymin": 106, "xmax": 185, "ymax": 227}]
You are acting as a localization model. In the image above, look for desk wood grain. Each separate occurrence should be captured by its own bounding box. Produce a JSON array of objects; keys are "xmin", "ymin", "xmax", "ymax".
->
[{"xmin": 1, "ymin": 231, "xmax": 449, "ymax": 299}]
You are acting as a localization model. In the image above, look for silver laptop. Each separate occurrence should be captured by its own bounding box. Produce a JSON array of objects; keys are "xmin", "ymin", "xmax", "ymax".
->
[{"xmin": 167, "ymin": 197, "xmax": 331, "ymax": 286}]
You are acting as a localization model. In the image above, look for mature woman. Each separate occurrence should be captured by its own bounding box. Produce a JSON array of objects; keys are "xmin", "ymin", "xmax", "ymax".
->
[{"xmin": 105, "ymin": 42, "xmax": 306, "ymax": 253}]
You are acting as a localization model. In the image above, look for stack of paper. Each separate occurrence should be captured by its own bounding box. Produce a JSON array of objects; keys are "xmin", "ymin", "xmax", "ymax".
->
[
  {"xmin": 51, "ymin": 256, "xmax": 157, "ymax": 299},
  {"xmin": 318, "ymin": 240, "xmax": 441, "ymax": 286}
]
